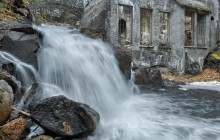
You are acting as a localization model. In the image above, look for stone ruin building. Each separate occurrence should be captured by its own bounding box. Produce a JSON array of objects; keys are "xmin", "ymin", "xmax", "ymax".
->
[{"xmin": 81, "ymin": 0, "xmax": 220, "ymax": 74}]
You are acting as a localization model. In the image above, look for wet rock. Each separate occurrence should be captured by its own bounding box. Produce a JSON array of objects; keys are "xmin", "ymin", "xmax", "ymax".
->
[
  {"xmin": 0, "ymin": 36, "xmax": 39, "ymax": 68},
  {"xmin": 134, "ymin": 67, "xmax": 163, "ymax": 86},
  {"xmin": 2, "ymin": 63, "xmax": 16, "ymax": 76},
  {"xmin": 23, "ymin": 83, "xmax": 40, "ymax": 108},
  {"xmin": 81, "ymin": 0, "xmax": 107, "ymax": 31},
  {"xmin": 10, "ymin": 22, "xmax": 34, "ymax": 34},
  {"xmin": 0, "ymin": 80, "xmax": 13, "ymax": 125},
  {"xmin": 29, "ymin": 95, "xmax": 100, "ymax": 138},
  {"xmin": 185, "ymin": 61, "xmax": 201, "ymax": 75},
  {"xmin": 0, "ymin": 20, "xmax": 34, "ymax": 34},
  {"xmin": 31, "ymin": 135, "xmax": 55, "ymax": 140},
  {"xmin": 0, "ymin": 70, "xmax": 22, "ymax": 104},
  {"xmin": 80, "ymin": 27, "xmax": 106, "ymax": 40},
  {"xmin": 23, "ymin": 83, "xmax": 62, "ymax": 110},
  {"xmin": 134, "ymin": 67, "xmax": 150, "ymax": 85},
  {"xmin": 150, "ymin": 69, "xmax": 163, "ymax": 85},
  {"xmin": 7, "ymin": 109, "xmax": 20, "ymax": 122},
  {"xmin": 0, "ymin": 118, "xmax": 29, "ymax": 140},
  {"xmin": 185, "ymin": 54, "xmax": 202, "ymax": 75},
  {"xmin": 113, "ymin": 47, "xmax": 132, "ymax": 80}
]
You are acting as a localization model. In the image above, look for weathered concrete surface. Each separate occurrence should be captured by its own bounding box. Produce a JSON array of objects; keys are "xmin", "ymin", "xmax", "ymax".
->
[{"xmin": 81, "ymin": 0, "xmax": 219, "ymax": 74}]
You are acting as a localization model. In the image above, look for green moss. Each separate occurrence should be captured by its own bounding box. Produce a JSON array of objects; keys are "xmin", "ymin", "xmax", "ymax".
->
[
  {"xmin": 175, "ymin": 0, "xmax": 212, "ymax": 13},
  {"xmin": 187, "ymin": 4, "xmax": 212, "ymax": 12}
]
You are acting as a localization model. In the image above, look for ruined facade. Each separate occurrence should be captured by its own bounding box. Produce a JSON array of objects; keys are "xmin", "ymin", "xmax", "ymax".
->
[{"xmin": 81, "ymin": 0, "xmax": 220, "ymax": 74}]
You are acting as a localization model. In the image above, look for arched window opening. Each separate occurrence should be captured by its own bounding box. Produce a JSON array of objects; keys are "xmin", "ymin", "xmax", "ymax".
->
[{"xmin": 119, "ymin": 19, "xmax": 126, "ymax": 39}]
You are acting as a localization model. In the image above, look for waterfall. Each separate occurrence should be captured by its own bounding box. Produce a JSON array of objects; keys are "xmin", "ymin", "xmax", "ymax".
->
[
  {"xmin": 32, "ymin": 24, "xmax": 220, "ymax": 140},
  {"xmin": 34, "ymin": 24, "xmax": 132, "ymax": 118},
  {"xmin": 1, "ymin": 23, "xmax": 218, "ymax": 140},
  {"xmin": 0, "ymin": 51, "xmax": 39, "ymax": 88}
]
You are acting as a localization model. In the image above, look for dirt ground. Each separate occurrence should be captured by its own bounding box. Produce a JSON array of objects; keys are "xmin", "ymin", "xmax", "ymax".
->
[{"xmin": 162, "ymin": 69, "xmax": 220, "ymax": 83}]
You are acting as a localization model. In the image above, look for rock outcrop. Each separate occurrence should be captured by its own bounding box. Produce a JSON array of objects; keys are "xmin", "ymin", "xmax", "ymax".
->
[
  {"xmin": 113, "ymin": 46, "xmax": 132, "ymax": 80},
  {"xmin": 29, "ymin": 95, "xmax": 100, "ymax": 138},
  {"xmin": 0, "ymin": 70, "xmax": 21, "ymax": 104},
  {"xmin": 133, "ymin": 67, "xmax": 163, "ymax": 86},
  {"xmin": 0, "ymin": 5, "xmax": 39, "ymax": 69},
  {"xmin": 0, "ymin": 118, "xmax": 29, "ymax": 140},
  {"xmin": 0, "ymin": 80, "xmax": 13, "ymax": 125}
]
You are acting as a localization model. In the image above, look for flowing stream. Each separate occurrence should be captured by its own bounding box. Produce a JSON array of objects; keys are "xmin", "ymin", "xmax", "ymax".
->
[{"xmin": 2, "ymin": 24, "xmax": 220, "ymax": 140}]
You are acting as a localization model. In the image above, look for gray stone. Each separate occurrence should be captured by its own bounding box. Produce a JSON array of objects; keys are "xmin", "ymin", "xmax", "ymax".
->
[
  {"xmin": 16, "ymin": 8, "xmax": 29, "ymax": 17},
  {"xmin": 0, "ymin": 118, "xmax": 29, "ymax": 139},
  {"xmin": 31, "ymin": 135, "xmax": 55, "ymax": 140},
  {"xmin": 0, "ymin": 80, "xmax": 13, "ymax": 125},
  {"xmin": 81, "ymin": 0, "xmax": 219, "ymax": 74},
  {"xmin": 23, "ymin": 83, "xmax": 39, "ymax": 108},
  {"xmin": 113, "ymin": 46, "xmax": 132, "ymax": 79},
  {"xmin": 0, "ymin": 70, "xmax": 22, "ymax": 104},
  {"xmin": 7, "ymin": 31, "xmax": 26, "ymax": 41},
  {"xmin": 29, "ymin": 95, "xmax": 100, "ymax": 138},
  {"xmin": 19, "ymin": 34, "xmax": 37, "ymax": 41},
  {"xmin": 0, "ymin": 21, "xmax": 34, "ymax": 34},
  {"xmin": 134, "ymin": 67, "xmax": 163, "ymax": 86},
  {"xmin": 0, "ymin": 36, "xmax": 39, "ymax": 68},
  {"xmin": 7, "ymin": 109, "xmax": 20, "ymax": 122}
]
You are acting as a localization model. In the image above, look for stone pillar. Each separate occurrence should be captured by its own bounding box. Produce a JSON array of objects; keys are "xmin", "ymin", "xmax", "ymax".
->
[
  {"xmin": 108, "ymin": 0, "xmax": 120, "ymax": 46},
  {"xmin": 132, "ymin": 2, "xmax": 140, "ymax": 48}
]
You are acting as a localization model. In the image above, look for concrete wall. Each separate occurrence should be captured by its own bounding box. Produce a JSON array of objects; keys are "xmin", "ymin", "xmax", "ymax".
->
[{"xmin": 81, "ymin": 0, "xmax": 219, "ymax": 74}]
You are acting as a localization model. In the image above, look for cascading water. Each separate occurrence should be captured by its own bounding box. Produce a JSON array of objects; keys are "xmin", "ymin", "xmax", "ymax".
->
[
  {"xmin": 34, "ymin": 24, "xmax": 132, "ymax": 119},
  {"xmin": 1, "ymin": 24, "xmax": 216, "ymax": 140},
  {"xmin": 0, "ymin": 51, "xmax": 39, "ymax": 88},
  {"xmin": 32, "ymin": 24, "xmax": 220, "ymax": 140}
]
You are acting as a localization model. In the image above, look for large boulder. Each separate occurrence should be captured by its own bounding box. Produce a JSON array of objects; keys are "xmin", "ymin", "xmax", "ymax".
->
[
  {"xmin": 0, "ymin": 118, "xmax": 29, "ymax": 140},
  {"xmin": 23, "ymin": 83, "xmax": 64, "ymax": 110},
  {"xmin": 29, "ymin": 95, "xmax": 100, "ymax": 138},
  {"xmin": 0, "ymin": 80, "xmax": 13, "ymax": 125},
  {"xmin": 113, "ymin": 47, "xmax": 132, "ymax": 80},
  {"xmin": 0, "ymin": 35, "xmax": 39, "ymax": 68},
  {"xmin": 133, "ymin": 67, "xmax": 151, "ymax": 85},
  {"xmin": 81, "ymin": 0, "xmax": 107, "ymax": 31},
  {"xmin": 0, "ymin": 16, "xmax": 39, "ymax": 69},
  {"xmin": 0, "ymin": 21, "xmax": 35, "ymax": 34},
  {"xmin": 133, "ymin": 67, "xmax": 163, "ymax": 86},
  {"xmin": 0, "ymin": 70, "xmax": 22, "ymax": 104}
]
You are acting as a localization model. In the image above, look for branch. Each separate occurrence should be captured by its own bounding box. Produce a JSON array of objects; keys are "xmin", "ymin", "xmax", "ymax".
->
[{"xmin": 12, "ymin": 107, "xmax": 31, "ymax": 118}]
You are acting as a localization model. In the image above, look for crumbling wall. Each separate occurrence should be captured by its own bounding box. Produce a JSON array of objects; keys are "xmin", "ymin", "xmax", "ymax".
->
[{"xmin": 81, "ymin": 0, "xmax": 219, "ymax": 74}]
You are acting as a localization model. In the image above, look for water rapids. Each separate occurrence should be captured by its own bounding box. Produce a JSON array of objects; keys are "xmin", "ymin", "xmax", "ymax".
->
[{"xmin": 1, "ymin": 24, "xmax": 220, "ymax": 140}]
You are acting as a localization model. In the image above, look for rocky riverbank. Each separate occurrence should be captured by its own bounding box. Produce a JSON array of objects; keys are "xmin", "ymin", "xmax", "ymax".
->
[
  {"xmin": 0, "ymin": 70, "xmax": 100, "ymax": 140},
  {"xmin": 1, "ymin": 1, "xmax": 220, "ymax": 140},
  {"xmin": 162, "ymin": 68, "xmax": 220, "ymax": 83}
]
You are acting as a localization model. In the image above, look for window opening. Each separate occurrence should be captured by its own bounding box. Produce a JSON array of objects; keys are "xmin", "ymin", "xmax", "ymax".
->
[
  {"xmin": 118, "ymin": 5, "xmax": 133, "ymax": 45},
  {"xmin": 197, "ymin": 13, "xmax": 206, "ymax": 47},
  {"xmin": 160, "ymin": 12, "xmax": 169, "ymax": 45},
  {"xmin": 185, "ymin": 11, "xmax": 194, "ymax": 46},
  {"xmin": 140, "ymin": 8, "xmax": 152, "ymax": 45}
]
